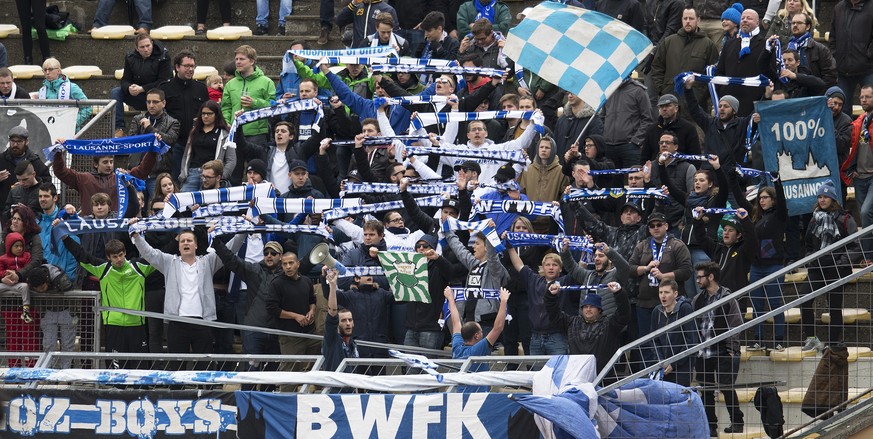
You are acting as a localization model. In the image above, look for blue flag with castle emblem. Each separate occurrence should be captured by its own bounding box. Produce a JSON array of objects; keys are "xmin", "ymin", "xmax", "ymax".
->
[
  {"xmin": 504, "ymin": 2, "xmax": 653, "ymax": 109},
  {"xmin": 756, "ymin": 96, "xmax": 840, "ymax": 216}
]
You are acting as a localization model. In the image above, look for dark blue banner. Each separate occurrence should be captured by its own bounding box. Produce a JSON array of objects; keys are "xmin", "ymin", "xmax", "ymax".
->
[
  {"xmin": 756, "ymin": 96, "xmax": 841, "ymax": 215},
  {"xmin": 235, "ymin": 392, "xmax": 527, "ymax": 438}
]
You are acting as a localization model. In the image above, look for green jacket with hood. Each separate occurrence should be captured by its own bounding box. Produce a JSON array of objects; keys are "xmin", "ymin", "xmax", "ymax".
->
[{"xmin": 221, "ymin": 66, "xmax": 276, "ymax": 137}]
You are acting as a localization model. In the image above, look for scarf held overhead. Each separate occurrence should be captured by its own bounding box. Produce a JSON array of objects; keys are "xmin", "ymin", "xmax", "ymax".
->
[
  {"xmin": 43, "ymin": 133, "xmax": 171, "ymax": 161},
  {"xmin": 163, "ymin": 183, "xmax": 275, "ymax": 218}
]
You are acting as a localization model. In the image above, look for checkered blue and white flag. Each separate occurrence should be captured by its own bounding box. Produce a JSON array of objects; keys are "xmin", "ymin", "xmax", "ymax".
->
[{"xmin": 504, "ymin": 2, "xmax": 653, "ymax": 110}]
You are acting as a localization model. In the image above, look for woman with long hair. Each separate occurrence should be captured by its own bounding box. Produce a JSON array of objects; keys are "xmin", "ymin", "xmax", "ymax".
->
[
  {"xmin": 798, "ymin": 180, "xmax": 859, "ymax": 351},
  {"xmin": 744, "ymin": 183, "xmax": 789, "ymax": 351},
  {"xmin": 151, "ymin": 172, "xmax": 178, "ymax": 204},
  {"xmin": 766, "ymin": 0, "xmax": 817, "ymax": 41},
  {"xmin": 178, "ymin": 101, "xmax": 236, "ymax": 191}
]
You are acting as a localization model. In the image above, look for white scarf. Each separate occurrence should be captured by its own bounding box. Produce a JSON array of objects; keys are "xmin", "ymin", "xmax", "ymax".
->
[
  {"xmin": 739, "ymin": 27, "xmax": 760, "ymax": 59},
  {"xmin": 2, "ymin": 82, "xmax": 16, "ymax": 99},
  {"xmin": 39, "ymin": 78, "xmax": 71, "ymax": 100},
  {"xmin": 371, "ymin": 32, "xmax": 399, "ymax": 50}
]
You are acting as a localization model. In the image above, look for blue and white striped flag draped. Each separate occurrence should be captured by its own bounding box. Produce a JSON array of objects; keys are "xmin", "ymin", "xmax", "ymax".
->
[
  {"xmin": 405, "ymin": 146, "xmax": 528, "ymax": 165},
  {"xmin": 371, "ymin": 64, "xmax": 505, "ymax": 78},
  {"xmin": 114, "ymin": 170, "xmax": 145, "ymax": 220},
  {"xmin": 442, "ymin": 217, "xmax": 504, "ymax": 252},
  {"xmin": 563, "ymin": 187, "xmax": 668, "ymax": 202},
  {"xmin": 191, "ymin": 202, "xmax": 250, "ymax": 218},
  {"xmin": 337, "ymin": 266, "xmax": 385, "ymax": 278},
  {"xmin": 43, "ymin": 133, "xmax": 171, "ymax": 161},
  {"xmin": 505, "ymin": 232, "xmax": 592, "ymax": 252},
  {"xmin": 736, "ymin": 166, "xmax": 775, "ymax": 179},
  {"xmin": 673, "ymin": 71, "xmax": 770, "ymax": 96},
  {"xmin": 288, "ymin": 46, "xmax": 398, "ymax": 63},
  {"xmin": 557, "ymin": 284, "xmax": 608, "ymax": 291},
  {"xmin": 504, "ymin": 2, "xmax": 653, "ymax": 110},
  {"xmin": 209, "ymin": 216, "xmax": 329, "ymax": 241},
  {"xmin": 227, "ymin": 99, "xmax": 323, "ymax": 146},
  {"xmin": 473, "ymin": 199, "xmax": 564, "ymax": 233},
  {"xmin": 331, "ymin": 135, "xmax": 436, "ymax": 147},
  {"xmin": 669, "ymin": 152, "xmax": 715, "ymax": 162},
  {"xmin": 410, "ymin": 110, "xmax": 544, "ymax": 133},
  {"xmin": 249, "ymin": 198, "xmax": 363, "ymax": 217},
  {"xmin": 163, "ymin": 183, "xmax": 274, "ymax": 218},
  {"xmin": 588, "ymin": 167, "xmax": 641, "ymax": 175},
  {"xmin": 322, "ymin": 195, "xmax": 444, "ymax": 222},
  {"xmin": 340, "ymin": 182, "xmax": 457, "ymax": 197},
  {"xmin": 388, "ymin": 349, "xmax": 445, "ymax": 382},
  {"xmin": 372, "ymin": 96, "xmax": 449, "ymax": 107}
]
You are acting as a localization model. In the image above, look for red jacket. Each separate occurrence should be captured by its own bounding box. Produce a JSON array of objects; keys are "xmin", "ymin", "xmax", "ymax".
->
[
  {"xmin": 0, "ymin": 232, "xmax": 30, "ymax": 278},
  {"xmin": 52, "ymin": 152, "xmax": 157, "ymax": 216},
  {"xmin": 840, "ymin": 113, "xmax": 873, "ymax": 186}
]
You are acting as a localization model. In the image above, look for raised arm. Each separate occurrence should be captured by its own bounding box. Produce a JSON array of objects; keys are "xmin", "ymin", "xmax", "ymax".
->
[{"xmin": 485, "ymin": 288, "xmax": 510, "ymax": 346}]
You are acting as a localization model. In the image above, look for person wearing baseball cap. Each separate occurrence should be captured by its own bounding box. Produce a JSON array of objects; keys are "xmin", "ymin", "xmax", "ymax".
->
[{"xmin": 641, "ymin": 92, "xmax": 701, "ymax": 165}]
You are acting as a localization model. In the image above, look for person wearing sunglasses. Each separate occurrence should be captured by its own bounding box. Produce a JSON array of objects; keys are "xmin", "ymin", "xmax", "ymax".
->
[{"xmin": 628, "ymin": 211, "xmax": 692, "ymax": 369}]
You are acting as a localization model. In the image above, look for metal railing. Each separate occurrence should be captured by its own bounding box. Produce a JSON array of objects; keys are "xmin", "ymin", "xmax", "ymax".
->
[{"xmin": 594, "ymin": 225, "xmax": 873, "ymax": 394}]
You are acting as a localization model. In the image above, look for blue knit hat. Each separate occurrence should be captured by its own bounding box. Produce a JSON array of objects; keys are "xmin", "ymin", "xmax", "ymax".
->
[
  {"xmin": 816, "ymin": 179, "xmax": 840, "ymax": 204},
  {"xmin": 580, "ymin": 293, "xmax": 603, "ymax": 311},
  {"xmin": 721, "ymin": 3, "xmax": 744, "ymax": 26}
]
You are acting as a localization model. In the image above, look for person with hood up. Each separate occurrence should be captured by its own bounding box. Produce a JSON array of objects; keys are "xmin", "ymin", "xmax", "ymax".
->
[
  {"xmin": 519, "ymin": 136, "xmax": 569, "ymax": 233},
  {"xmin": 650, "ymin": 279, "xmax": 698, "ymax": 387},
  {"xmin": 553, "ymin": 92, "xmax": 604, "ymax": 160},
  {"xmin": 0, "ymin": 232, "xmax": 33, "ymax": 323},
  {"xmin": 564, "ymin": 135, "xmax": 616, "ymax": 188}
]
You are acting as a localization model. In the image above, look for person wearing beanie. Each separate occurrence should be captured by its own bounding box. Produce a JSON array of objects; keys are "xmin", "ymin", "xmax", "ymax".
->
[
  {"xmin": 840, "ymin": 84, "xmax": 873, "ymax": 259},
  {"xmin": 720, "ymin": 3, "xmax": 742, "ymax": 48},
  {"xmin": 683, "ymin": 76, "xmax": 758, "ymax": 168},
  {"xmin": 715, "ymin": 8, "xmax": 767, "ymax": 117},
  {"xmin": 245, "ymin": 158, "xmax": 268, "ymax": 183},
  {"xmin": 827, "ymin": 86, "xmax": 854, "ymax": 177},
  {"xmin": 798, "ymin": 178, "xmax": 860, "ymax": 353}
]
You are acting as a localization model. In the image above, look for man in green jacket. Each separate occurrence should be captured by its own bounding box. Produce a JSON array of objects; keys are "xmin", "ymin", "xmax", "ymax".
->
[
  {"xmin": 456, "ymin": 0, "xmax": 511, "ymax": 38},
  {"xmin": 62, "ymin": 236, "xmax": 156, "ymax": 367},
  {"xmin": 221, "ymin": 45, "xmax": 276, "ymax": 182}
]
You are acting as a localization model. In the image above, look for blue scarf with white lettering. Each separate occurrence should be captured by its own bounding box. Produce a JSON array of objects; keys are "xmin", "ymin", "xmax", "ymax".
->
[
  {"xmin": 322, "ymin": 196, "xmax": 444, "ymax": 222},
  {"xmin": 340, "ymin": 182, "xmax": 457, "ymax": 197},
  {"xmin": 442, "ymin": 217, "xmax": 504, "ymax": 252},
  {"xmin": 115, "ymin": 170, "xmax": 145, "ymax": 220},
  {"xmin": 563, "ymin": 187, "xmax": 668, "ymax": 202},
  {"xmin": 43, "ymin": 133, "xmax": 171, "ymax": 161},
  {"xmin": 505, "ymin": 232, "xmax": 592, "ymax": 252},
  {"xmin": 288, "ymin": 46, "xmax": 398, "ymax": 64},
  {"xmin": 472, "ymin": 199, "xmax": 564, "ymax": 233},
  {"xmin": 405, "ymin": 146, "xmax": 528, "ymax": 165}
]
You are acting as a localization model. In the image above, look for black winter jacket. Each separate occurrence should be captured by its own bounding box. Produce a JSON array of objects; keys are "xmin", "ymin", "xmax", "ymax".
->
[
  {"xmin": 830, "ymin": 0, "xmax": 873, "ymax": 76},
  {"xmin": 121, "ymin": 40, "xmax": 173, "ymax": 99},
  {"xmin": 685, "ymin": 87, "xmax": 752, "ymax": 169}
]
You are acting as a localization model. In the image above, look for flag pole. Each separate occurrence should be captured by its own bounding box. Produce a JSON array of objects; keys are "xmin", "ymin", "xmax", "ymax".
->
[{"xmin": 573, "ymin": 101, "xmax": 605, "ymax": 145}]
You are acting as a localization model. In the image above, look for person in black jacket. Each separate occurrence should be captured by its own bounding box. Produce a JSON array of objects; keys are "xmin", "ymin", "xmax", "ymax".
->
[
  {"xmin": 0, "ymin": 68, "xmax": 30, "ymax": 99},
  {"xmin": 0, "ymin": 127, "xmax": 51, "ymax": 214},
  {"xmin": 545, "ymin": 281, "xmax": 629, "ymax": 374},
  {"xmin": 159, "ymin": 50, "xmax": 209, "ymax": 178},
  {"xmin": 683, "ymin": 77, "xmax": 758, "ymax": 169},
  {"xmin": 418, "ymin": 11, "xmax": 460, "ymax": 61},
  {"xmin": 640, "ymin": 94, "xmax": 702, "ymax": 166},
  {"xmin": 829, "ymin": 0, "xmax": 873, "ymax": 116},
  {"xmin": 758, "ymin": 40, "xmax": 826, "ymax": 98},
  {"xmin": 650, "ymin": 279, "xmax": 698, "ymax": 387},
  {"xmin": 110, "ymin": 34, "xmax": 172, "ymax": 137},
  {"xmin": 714, "ymin": 9, "xmax": 767, "ymax": 116},
  {"xmin": 595, "ymin": 0, "xmax": 646, "ymax": 34}
]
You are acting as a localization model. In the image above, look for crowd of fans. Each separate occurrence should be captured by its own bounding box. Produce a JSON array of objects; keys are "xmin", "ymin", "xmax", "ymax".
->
[{"xmin": 1, "ymin": 0, "xmax": 873, "ymax": 436}]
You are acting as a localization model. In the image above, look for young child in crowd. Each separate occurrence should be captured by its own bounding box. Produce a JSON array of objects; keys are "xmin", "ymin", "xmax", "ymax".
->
[
  {"xmin": 206, "ymin": 74, "xmax": 223, "ymax": 103},
  {"xmin": 0, "ymin": 232, "xmax": 33, "ymax": 322}
]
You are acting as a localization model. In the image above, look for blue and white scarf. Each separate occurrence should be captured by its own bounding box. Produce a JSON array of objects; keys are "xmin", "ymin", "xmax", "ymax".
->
[
  {"xmin": 191, "ymin": 202, "xmax": 250, "ymax": 218},
  {"xmin": 163, "ymin": 183, "xmax": 274, "ymax": 218},
  {"xmin": 674, "ymin": 71, "xmax": 769, "ymax": 96},
  {"xmin": 38, "ymin": 78, "xmax": 70, "ymax": 100},
  {"xmin": 126, "ymin": 217, "xmax": 209, "ymax": 236},
  {"xmin": 479, "ymin": 181, "xmax": 520, "ymax": 192},
  {"xmin": 250, "ymin": 198, "xmax": 363, "ymax": 217},
  {"xmin": 736, "ymin": 166, "xmax": 775, "ymax": 180},
  {"xmin": 373, "ymin": 96, "xmax": 449, "ymax": 108},
  {"xmin": 587, "ymin": 167, "xmax": 641, "ymax": 176},
  {"xmin": 404, "ymin": 146, "xmax": 528, "ymax": 165},
  {"xmin": 744, "ymin": 118, "xmax": 759, "ymax": 163},
  {"xmin": 442, "ymin": 217, "xmax": 504, "ymax": 252},
  {"xmin": 472, "ymin": 199, "xmax": 564, "ymax": 233},
  {"xmin": 771, "ymin": 39, "xmax": 789, "ymax": 84},
  {"xmin": 323, "ymin": 195, "xmax": 444, "ymax": 222},
  {"xmin": 738, "ymin": 27, "xmax": 760, "ymax": 58},
  {"xmin": 696, "ymin": 208, "xmax": 739, "ymax": 218},
  {"xmin": 332, "ymin": 135, "xmax": 436, "ymax": 147},
  {"xmin": 474, "ymin": 0, "xmax": 497, "ymax": 23},
  {"xmin": 411, "ymin": 110, "xmax": 544, "ymax": 133},
  {"xmin": 505, "ymin": 232, "xmax": 592, "ymax": 252},
  {"xmin": 337, "ymin": 266, "xmax": 386, "ymax": 278},
  {"xmin": 557, "ymin": 284, "xmax": 608, "ymax": 291},
  {"xmin": 340, "ymin": 182, "xmax": 457, "ymax": 197},
  {"xmin": 209, "ymin": 216, "xmax": 330, "ymax": 241},
  {"xmin": 563, "ymin": 187, "xmax": 668, "ymax": 202},
  {"xmin": 514, "ymin": 65, "xmax": 529, "ymax": 92},
  {"xmin": 371, "ymin": 64, "xmax": 505, "ymax": 78},
  {"xmin": 51, "ymin": 217, "xmax": 138, "ymax": 253},
  {"xmin": 43, "ymin": 133, "xmax": 171, "ymax": 161},
  {"xmin": 788, "ymin": 31, "xmax": 811, "ymax": 66},
  {"xmin": 705, "ymin": 64, "xmax": 719, "ymax": 110},
  {"xmin": 388, "ymin": 349, "xmax": 445, "ymax": 382},
  {"xmin": 669, "ymin": 152, "xmax": 714, "ymax": 162},
  {"xmin": 288, "ymin": 46, "xmax": 398, "ymax": 64},
  {"xmin": 227, "ymin": 99, "xmax": 323, "ymax": 146},
  {"xmin": 450, "ymin": 287, "xmax": 499, "ymax": 301},
  {"xmin": 114, "ymin": 170, "xmax": 145, "ymax": 220}
]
